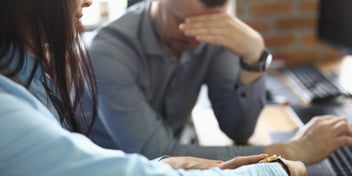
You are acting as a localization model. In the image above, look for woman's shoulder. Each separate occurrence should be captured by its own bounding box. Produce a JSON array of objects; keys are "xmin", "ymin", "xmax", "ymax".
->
[{"xmin": 0, "ymin": 75, "xmax": 55, "ymax": 122}]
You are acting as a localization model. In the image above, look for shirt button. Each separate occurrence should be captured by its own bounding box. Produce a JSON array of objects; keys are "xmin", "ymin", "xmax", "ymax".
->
[{"xmin": 240, "ymin": 92, "xmax": 246, "ymax": 98}]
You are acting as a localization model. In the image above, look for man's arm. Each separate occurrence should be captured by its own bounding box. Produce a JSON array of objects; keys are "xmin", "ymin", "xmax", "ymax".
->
[
  {"xmin": 205, "ymin": 49, "xmax": 266, "ymax": 144},
  {"xmin": 179, "ymin": 13, "xmax": 267, "ymax": 144}
]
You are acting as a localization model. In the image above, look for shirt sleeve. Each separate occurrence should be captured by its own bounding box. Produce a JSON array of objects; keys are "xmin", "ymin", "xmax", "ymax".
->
[
  {"xmin": 89, "ymin": 33, "xmax": 265, "ymax": 161},
  {"xmin": 206, "ymin": 48, "xmax": 266, "ymax": 145},
  {"xmin": 0, "ymin": 84, "xmax": 288, "ymax": 176}
]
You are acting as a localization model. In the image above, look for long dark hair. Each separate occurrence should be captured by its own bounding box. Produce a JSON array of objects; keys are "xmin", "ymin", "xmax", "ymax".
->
[{"xmin": 0, "ymin": 0, "xmax": 97, "ymax": 135}]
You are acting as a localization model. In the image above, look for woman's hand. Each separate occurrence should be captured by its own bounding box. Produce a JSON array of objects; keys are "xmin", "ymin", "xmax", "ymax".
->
[{"xmin": 159, "ymin": 154, "xmax": 268, "ymax": 170}]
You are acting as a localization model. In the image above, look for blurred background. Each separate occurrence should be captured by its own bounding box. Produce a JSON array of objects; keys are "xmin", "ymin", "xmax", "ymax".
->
[
  {"xmin": 236, "ymin": 0, "xmax": 343, "ymax": 66},
  {"xmin": 82, "ymin": 0, "xmax": 343, "ymax": 67}
]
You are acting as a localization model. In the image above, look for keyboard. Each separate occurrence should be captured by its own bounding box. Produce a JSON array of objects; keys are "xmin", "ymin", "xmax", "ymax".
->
[
  {"xmin": 292, "ymin": 104, "xmax": 352, "ymax": 176},
  {"xmin": 329, "ymin": 147, "xmax": 352, "ymax": 176},
  {"xmin": 283, "ymin": 64, "xmax": 350, "ymax": 103}
]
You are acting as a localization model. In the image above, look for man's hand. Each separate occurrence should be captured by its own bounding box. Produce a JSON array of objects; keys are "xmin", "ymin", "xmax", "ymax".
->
[
  {"xmin": 179, "ymin": 12, "xmax": 266, "ymax": 84},
  {"xmin": 266, "ymin": 115, "xmax": 352, "ymax": 165},
  {"xmin": 179, "ymin": 12, "xmax": 264, "ymax": 64},
  {"xmin": 288, "ymin": 115, "xmax": 352, "ymax": 165},
  {"xmin": 159, "ymin": 154, "xmax": 268, "ymax": 170}
]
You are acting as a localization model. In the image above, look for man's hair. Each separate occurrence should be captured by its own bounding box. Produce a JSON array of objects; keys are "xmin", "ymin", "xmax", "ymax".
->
[{"xmin": 199, "ymin": 0, "xmax": 228, "ymax": 7}]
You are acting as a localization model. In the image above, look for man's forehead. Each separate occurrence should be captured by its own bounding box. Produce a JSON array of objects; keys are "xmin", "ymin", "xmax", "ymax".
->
[{"xmin": 166, "ymin": 0, "xmax": 228, "ymax": 18}]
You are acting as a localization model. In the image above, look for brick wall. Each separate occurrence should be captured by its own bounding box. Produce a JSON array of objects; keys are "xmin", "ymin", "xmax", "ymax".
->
[{"xmin": 236, "ymin": 0, "xmax": 343, "ymax": 66}]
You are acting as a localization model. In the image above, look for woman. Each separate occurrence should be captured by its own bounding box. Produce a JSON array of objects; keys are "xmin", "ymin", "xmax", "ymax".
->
[{"xmin": 0, "ymin": 0, "xmax": 305, "ymax": 175}]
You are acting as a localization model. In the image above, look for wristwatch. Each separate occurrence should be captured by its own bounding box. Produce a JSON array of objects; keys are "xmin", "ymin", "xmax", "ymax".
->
[
  {"xmin": 239, "ymin": 49, "xmax": 272, "ymax": 72},
  {"xmin": 259, "ymin": 155, "xmax": 291, "ymax": 176}
]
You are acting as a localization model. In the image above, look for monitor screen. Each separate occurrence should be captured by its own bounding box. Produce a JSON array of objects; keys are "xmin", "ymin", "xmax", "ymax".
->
[{"xmin": 318, "ymin": 0, "xmax": 352, "ymax": 54}]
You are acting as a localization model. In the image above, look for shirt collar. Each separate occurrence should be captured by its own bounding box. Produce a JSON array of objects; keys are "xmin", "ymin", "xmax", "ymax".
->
[
  {"xmin": 1, "ymin": 46, "xmax": 42, "ymax": 86},
  {"xmin": 140, "ymin": 1, "xmax": 164, "ymax": 56}
]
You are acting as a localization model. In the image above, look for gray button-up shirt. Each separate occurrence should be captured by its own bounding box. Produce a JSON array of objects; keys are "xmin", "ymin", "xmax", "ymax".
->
[{"xmin": 89, "ymin": 0, "xmax": 266, "ymax": 160}]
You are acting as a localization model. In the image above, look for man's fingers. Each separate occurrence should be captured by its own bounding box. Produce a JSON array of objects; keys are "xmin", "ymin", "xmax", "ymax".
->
[
  {"xmin": 193, "ymin": 35, "xmax": 226, "ymax": 46},
  {"xmin": 336, "ymin": 135, "xmax": 352, "ymax": 147},
  {"xmin": 331, "ymin": 118, "xmax": 352, "ymax": 136},
  {"xmin": 185, "ymin": 13, "xmax": 227, "ymax": 22},
  {"xmin": 182, "ymin": 28, "xmax": 224, "ymax": 38},
  {"xmin": 183, "ymin": 20, "xmax": 227, "ymax": 29},
  {"xmin": 307, "ymin": 115, "xmax": 336, "ymax": 125}
]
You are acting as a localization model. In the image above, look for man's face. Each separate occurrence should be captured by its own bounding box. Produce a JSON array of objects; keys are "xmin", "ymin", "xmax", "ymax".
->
[{"xmin": 154, "ymin": 0, "xmax": 228, "ymax": 55}]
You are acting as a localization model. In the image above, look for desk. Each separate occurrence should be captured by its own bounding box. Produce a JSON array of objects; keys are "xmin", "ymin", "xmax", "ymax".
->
[
  {"xmin": 192, "ymin": 56, "xmax": 352, "ymax": 146},
  {"xmin": 192, "ymin": 103, "xmax": 299, "ymax": 146}
]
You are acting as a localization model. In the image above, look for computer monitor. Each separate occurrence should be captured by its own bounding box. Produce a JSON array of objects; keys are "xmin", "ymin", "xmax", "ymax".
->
[{"xmin": 318, "ymin": 0, "xmax": 352, "ymax": 54}]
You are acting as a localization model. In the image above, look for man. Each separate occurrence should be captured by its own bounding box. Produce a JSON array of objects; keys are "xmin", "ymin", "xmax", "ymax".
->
[{"xmin": 89, "ymin": 0, "xmax": 352, "ymax": 165}]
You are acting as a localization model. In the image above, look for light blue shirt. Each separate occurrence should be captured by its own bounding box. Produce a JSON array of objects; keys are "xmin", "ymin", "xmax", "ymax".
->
[{"xmin": 0, "ymin": 53, "xmax": 288, "ymax": 175}]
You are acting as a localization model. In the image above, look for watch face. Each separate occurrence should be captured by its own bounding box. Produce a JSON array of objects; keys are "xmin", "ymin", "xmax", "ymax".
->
[
  {"xmin": 264, "ymin": 52, "xmax": 273, "ymax": 70},
  {"xmin": 258, "ymin": 154, "xmax": 291, "ymax": 175},
  {"xmin": 239, "ymin": 50, "xmax": 272, "ymax": 72},
  {"xmin": 258, "ymin": 154, "xmax": 281, "ymax": 163}
]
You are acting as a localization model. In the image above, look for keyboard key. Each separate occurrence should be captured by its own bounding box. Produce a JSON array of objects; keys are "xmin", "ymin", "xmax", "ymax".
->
[{"xmin": 284, "ymin": 64, "xmax": 349, "ymax": 103}]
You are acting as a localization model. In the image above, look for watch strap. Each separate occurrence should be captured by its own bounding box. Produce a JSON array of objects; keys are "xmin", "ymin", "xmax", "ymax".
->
[
  {"xmin": 239, "ymin": 49, "xmax": 271, "ymax": 72},
  {"xmin": 276, "ymin": 157, "xmax": 291, "ymax": 176}
]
